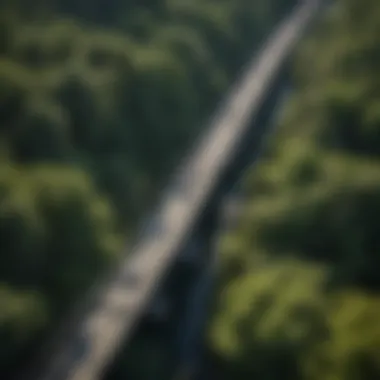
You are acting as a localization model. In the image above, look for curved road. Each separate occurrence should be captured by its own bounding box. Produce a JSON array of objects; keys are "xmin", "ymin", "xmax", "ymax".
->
[{"xmin": 37, "ymin": 2, "xmax": 321, "ymax": 380}]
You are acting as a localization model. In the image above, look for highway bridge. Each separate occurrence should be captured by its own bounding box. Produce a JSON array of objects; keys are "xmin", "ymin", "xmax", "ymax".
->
[{"xmin": 27, "ymin": 1, "xmax": 323, "ymax": 380}]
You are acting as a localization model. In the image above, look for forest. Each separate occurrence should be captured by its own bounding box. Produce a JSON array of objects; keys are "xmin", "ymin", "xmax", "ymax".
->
[
  {"xmin": 207, "ymin": 0, "xmax": 380, "ymax": 379},
  {"xmin": 0, "ymin": 0, "xmax": 299, "ymax": 377}
]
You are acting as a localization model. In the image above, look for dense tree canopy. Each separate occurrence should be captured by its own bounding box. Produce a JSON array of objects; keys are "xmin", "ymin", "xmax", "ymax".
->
[
  {"xmin": 0, "ymin": 0, "xmax": 299, "ymax": 377},
  {"xmin": 207, "ymin": 1, "xmax": 380, "ymax": 379}
]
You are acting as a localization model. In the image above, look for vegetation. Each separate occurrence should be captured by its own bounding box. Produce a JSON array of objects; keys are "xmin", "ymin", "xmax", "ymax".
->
[
  {"xmin": 207, "ymin": 0, "xmax": 380, "ymax": 379},
  {"xmin": 0, "ymin": 0, "xmax": 300, "ymax": 377}
]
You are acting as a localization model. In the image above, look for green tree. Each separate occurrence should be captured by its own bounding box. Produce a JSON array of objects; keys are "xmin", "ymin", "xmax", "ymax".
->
[
  {"xmin": 0, "ymin": 0, "xmax": 300, "ymax": 375},
  {"xmin": 207, "ymin": 0, "xmax": 380, "ymax": 379},
  {"xmin": 0, "ymin": 162, "xmax": 122, "ymax": 372}
]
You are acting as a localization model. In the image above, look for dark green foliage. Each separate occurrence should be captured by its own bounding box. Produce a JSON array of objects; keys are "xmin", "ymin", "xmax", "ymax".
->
[
  {"xmin": 208, "ymin": 1, "xmax": 380, "ymax": 379},
  {"xmin": 0, "ymin": 163, "xmax": 122, "ymax": 373},
  {"xmin": 0, "ymin": 0, "xmax": 299, "ymax": 376}
]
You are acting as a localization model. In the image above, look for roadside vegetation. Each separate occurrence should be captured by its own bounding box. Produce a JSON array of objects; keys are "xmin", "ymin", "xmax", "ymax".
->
[
  {"xmin": 0, "ymin": 0, "xmax": 298, "ymax": 377},
  {"xmin": 207, "ymin": 1, "xmax": 380, "ymax": 379}
]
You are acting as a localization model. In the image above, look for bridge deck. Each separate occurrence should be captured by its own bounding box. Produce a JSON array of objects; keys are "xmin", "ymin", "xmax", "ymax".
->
[{"xmin": 38, "ymin": 2, "xmax": 320, "ymax": 380}]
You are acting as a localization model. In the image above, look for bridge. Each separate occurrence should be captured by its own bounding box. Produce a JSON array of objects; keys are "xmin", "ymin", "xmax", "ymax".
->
[{"xmin": 26, "ymin": 2, "xmax": 323, "ymax": 380}]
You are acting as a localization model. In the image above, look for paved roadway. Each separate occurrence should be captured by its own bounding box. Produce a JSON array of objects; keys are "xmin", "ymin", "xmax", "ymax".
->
[{"xmin": 37, "ymin": 2, "xmax": 320, "ymax": 380}]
